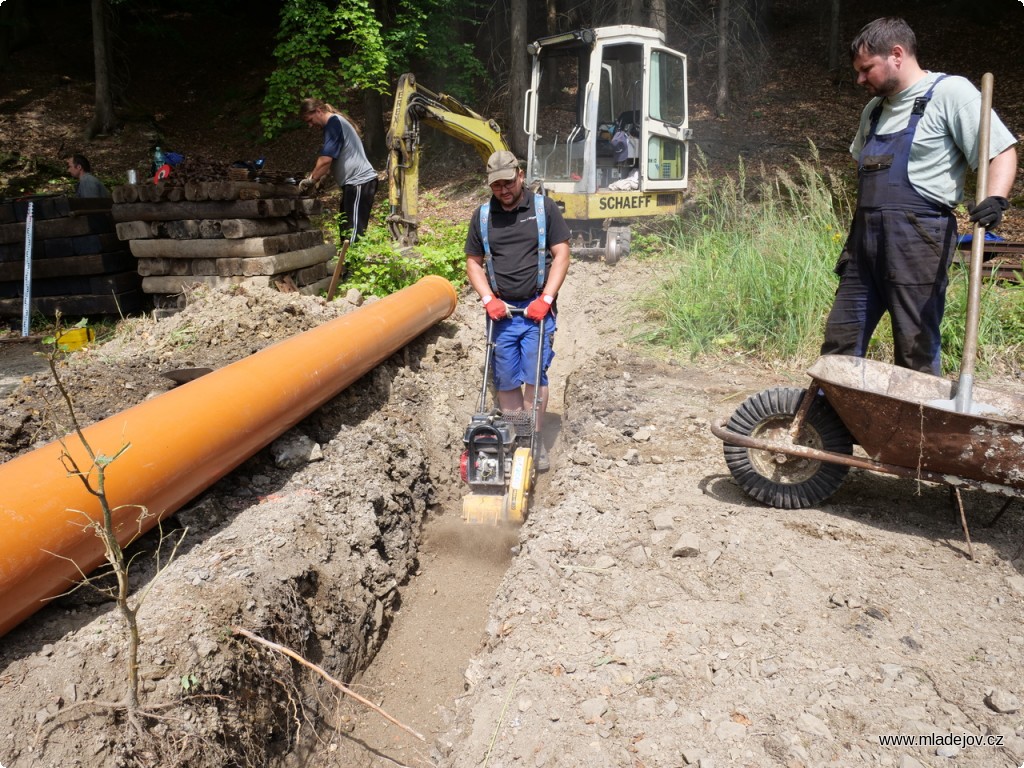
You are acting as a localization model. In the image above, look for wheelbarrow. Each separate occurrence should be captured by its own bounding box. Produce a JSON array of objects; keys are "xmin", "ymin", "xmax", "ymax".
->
[
  {"xmin": 710, "ymin": 73, "xmax": 1021, "ymax": 558},
  {"xmin": 710, "ymin": 355, "xmax": 1024, "ymax": 508}
]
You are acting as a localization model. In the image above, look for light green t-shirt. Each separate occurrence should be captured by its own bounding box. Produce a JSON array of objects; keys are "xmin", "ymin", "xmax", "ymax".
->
[{"xmin": 850, "ymin": 72, "xmax": 1017, "ymax": 208}]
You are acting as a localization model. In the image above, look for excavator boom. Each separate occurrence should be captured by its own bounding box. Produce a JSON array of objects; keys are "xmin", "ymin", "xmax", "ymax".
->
[{"xmin": 386, "ymin": 73, "xmax": 508, "ymax": 247}]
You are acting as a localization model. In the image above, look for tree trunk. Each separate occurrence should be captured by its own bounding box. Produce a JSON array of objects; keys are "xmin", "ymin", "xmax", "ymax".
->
[
  {"xmin": 828, "ymin": 0, "xmax": 842, "ymax": 80},
  {"xmin": 647, "ymin": 0, "xmax": 667, "ymax": 37},
  {"xmin": 86, "ymin": 0, "xmax": 117, "ymax": 139},
  {"xmin": 0, "ymin": 0, "xmax": 33, "ymax": 71},
  {"xmin": 508, "ymin": 0, "xmax": 528, "ymax": 156},
  {"xmin": 362, "ymin": 88, "xmax": 386, "ymax": 166},
  {"xmin": 716, "ymin": 0, "xmax": 729, "ymax": 118},
  {"xmin": 627, "ymin": 0, "xmax": 644, "ymax": 27},
  {"xmin": 754, "ymin": 0, "xmax": 771, "ymax": 38}
]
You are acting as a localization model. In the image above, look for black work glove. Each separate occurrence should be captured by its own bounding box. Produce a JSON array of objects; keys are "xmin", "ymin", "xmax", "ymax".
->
[{"xmin": 968, "ymin": 195, "xmax": 1010, "ymax": 229}]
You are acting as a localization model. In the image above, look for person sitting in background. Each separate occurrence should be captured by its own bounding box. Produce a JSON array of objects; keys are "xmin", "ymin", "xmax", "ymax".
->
[{"xmin": 65, "ymin": 154, "xmax": 110, "ymax": 198}]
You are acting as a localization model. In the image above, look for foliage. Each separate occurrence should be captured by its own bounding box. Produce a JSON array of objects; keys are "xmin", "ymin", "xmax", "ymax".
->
[
  {"xmin": 627, "ymin": 220, "xmax": 676, "ymax": 261},
  {"xmin": 941, "ymin": 263, "xmax": 1024, "ymax": 375},
  {"xmin": 261, "ymin": 0, "xmax": 487, "ymax": 139},
  {"xmin": 327, "ymin": 204, "xmax": 467, "ymax": 297},
  {"xmin": 387, "ymin": 0, "xmax": 487, "ymax": 103},
  {"xmin": 638, "ymin": 146, "xmax": 850, "ymax": 365},
  {"xmin": 262, "ymin": 0, "xmax": 390, "ymax": 139}
]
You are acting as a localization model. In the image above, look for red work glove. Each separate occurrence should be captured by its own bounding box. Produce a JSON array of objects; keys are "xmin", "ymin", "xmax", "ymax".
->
[
  {"xmin": 483, "ymin": 295, "xmax": 510, "ymax": 321},
  {"xmin": 525, "ymin": 294, "xmax": 554, "ymax": 321}
]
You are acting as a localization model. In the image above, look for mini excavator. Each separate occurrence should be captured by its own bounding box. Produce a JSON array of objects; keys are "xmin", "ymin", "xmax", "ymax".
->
[{"xmin": 387, "ymin": 25, "xmax": 692, "ymax": 264}]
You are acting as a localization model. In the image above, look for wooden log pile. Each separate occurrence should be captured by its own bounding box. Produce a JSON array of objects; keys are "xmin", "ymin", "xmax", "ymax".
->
[
  {"xmin": 0, "ymin": 195, "xmax": 143, "ymax": 318},
  {"xmin": 112, "ymin": 171, "xmax": 332, "ymax": 314}
]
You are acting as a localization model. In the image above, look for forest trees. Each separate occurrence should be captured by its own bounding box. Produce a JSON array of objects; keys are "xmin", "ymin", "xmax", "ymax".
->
[
  {"xmin": 260, "ymin": 0, "xmax": 784, "ymax": 154},
  {"xmin": 261, "ymin": 0, "xmax": 487, "ymax": 158},
  {"xmin": 261, "ymin": 0, "xmax": 390, "ymax": 145},
  {"xmin": 86, "ymin": 0, "xmax": 118, "ymax": 139}
]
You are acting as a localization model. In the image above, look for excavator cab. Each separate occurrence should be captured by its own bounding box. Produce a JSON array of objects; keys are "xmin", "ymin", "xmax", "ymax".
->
[{"xmin": 524, "ymin": 26, "xmax": 691, "ymax": 262}]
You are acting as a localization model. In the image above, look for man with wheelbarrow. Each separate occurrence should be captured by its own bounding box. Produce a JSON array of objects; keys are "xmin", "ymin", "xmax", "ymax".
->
[{"xmin": 821, "ymin": 17, "xmax": 1017, "ymax": 375}]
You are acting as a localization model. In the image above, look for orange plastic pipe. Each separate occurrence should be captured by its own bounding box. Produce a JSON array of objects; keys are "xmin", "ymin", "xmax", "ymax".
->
[{"xmin": 0, "ymin": 275, "xmax": 458, "ymax": 637}]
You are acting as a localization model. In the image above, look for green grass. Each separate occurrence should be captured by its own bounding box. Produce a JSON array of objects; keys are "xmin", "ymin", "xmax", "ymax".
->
[
  {"xmin": 639, "ymin": 146, "xmax": 849, "ymax": 366},
  {"xmin": 941, "ymin": 262, "xmax": 1024, "ymax": 375},
  {"xmin": 638, "ymin": 146, "xmax": 1024, "ymax": 376}
]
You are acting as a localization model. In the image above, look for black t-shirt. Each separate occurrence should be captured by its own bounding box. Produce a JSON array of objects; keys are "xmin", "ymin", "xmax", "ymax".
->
[{"xmin": 465, "ymin": 193, "xmax": 570, "ymax": 300}]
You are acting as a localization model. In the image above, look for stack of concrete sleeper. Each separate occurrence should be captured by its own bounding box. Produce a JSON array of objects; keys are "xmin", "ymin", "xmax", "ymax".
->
[
  {"xmin": 111, "ymin": 181, "xmax": 332, "ymax": 314},
  {"xmin": 0, "ymin": 195, "xmax": 141, "ymax": 318}
]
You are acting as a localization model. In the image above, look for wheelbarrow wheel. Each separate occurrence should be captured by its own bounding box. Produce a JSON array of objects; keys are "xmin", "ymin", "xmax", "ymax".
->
[{"xmin": 724, "ymin": 387, "xmax": 853, "ymax": 509}]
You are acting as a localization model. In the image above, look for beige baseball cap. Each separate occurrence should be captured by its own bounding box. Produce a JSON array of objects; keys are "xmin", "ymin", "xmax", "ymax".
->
[{"xmin": 486, "ymin": 150, "xmax": 520, "ymax": 185}]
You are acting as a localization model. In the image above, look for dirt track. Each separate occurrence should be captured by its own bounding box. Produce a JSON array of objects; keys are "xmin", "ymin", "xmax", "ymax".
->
[{"xmin": 2, "ymin": 255, "xmax": 1024, "ymax": 768}]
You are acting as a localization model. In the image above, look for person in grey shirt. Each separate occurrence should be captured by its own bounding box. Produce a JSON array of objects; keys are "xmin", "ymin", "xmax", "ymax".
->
[
  {"xmin": 298, "ymin": 98, "xmax": 378, "ymax": 244},
  {"xmin": 821, "ymin": 17, "xmax": 1017, "ymax": 375},
  {"xmin": 66, "ymin": 154, "xmax": 110, "ymax": 198}
]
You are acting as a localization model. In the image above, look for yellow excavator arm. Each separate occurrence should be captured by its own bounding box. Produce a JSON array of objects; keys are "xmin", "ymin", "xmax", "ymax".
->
[{"xmin": 386, "ymin": 73, "xmax": 509, "ymax": 247}]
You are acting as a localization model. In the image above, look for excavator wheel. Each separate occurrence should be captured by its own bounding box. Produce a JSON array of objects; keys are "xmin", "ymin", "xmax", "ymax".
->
[{"xmin": 604, "ymin": 226, "xmax": 631, "ymax": 265}]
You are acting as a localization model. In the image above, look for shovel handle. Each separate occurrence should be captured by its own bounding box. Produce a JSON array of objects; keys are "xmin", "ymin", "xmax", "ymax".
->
[
  {"xmin": 326, "ymin": 239, "xmax": 351, "ymax": 302},
  {"xmin": 958, "ymin": 72, "xmax": 993, "ymax": 395}
]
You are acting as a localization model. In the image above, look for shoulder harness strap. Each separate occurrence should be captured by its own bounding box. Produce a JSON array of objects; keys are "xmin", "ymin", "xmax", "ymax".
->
[
  {"xmin": 535, "ymin": 194, "xmax": 547, "ymax": 292},
  {"xmin": 479, "ymin": 194, "xmax": 550, "ymax": 296},
  {"xmin": 479, "ymin": 202, "xmax": 498, "ymax": 293}
]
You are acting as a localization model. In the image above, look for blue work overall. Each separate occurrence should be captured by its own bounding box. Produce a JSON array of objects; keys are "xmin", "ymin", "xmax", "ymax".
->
[{"xmin": 821, "ymin": 76, "xmax": 957, "ymax": 375}]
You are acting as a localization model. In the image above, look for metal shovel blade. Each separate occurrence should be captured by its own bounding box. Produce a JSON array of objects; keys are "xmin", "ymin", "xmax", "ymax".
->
[{"xmin": 161, "ymin": 367, "xmax": 214, "ymax": 386}]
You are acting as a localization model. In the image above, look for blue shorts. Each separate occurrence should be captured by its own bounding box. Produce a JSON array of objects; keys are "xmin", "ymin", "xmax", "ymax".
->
[{"xmin": 491, "ymin": 299, "xmax": 556, "ymax": 391}]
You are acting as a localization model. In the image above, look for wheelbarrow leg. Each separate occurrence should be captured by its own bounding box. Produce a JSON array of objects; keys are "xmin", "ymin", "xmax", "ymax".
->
[
  {"xmin": 984, "ymin": 500, "xmax": 1024, "ymax": 562},
  {"xmin": 985, "ymin": 497, "xmax": 1015, "ymax": 528},
  {"xmin": 947, "ymin": 487, "xmax": 975, "ymax": 562}
]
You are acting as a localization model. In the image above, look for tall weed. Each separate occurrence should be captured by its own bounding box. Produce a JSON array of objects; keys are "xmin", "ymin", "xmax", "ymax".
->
[
  {"xmin": 640, "ymin": 147, "xmax": 1024, "ymax": 375},
  {"xmin": 323, "ymin": 203, "xmax": 467, "ymax": 297},
  {"xmin": 640, "ymin": 146, "xmax": 849, "ymax": 365},
  {"xmin": 942, "ymin": 263, "xmax": 1024, "ymax": 375}
]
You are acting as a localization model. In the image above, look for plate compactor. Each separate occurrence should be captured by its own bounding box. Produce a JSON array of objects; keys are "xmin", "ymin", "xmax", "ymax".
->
[{"xmin": 460, "ymin": 309, "xmax": 545, "ymax": 524}]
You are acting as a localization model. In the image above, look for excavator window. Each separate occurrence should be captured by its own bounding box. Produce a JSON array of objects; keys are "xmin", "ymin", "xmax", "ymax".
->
[{"xmin": 650, "ymin": 50, "xmax": 686, "ymax": 126}]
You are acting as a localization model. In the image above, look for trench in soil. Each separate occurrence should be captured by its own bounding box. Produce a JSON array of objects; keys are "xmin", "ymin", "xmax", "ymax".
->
[
  {"xmin": 318, "ymin": 400, "xmax": 565, "ymax": 767},
  {"xmin": 295, "ymin": 298, "xmax": 577, "ymax": 767},
  {"xmin": 0, "ymin": 264, "xmax": 593, "ymax": 768}
]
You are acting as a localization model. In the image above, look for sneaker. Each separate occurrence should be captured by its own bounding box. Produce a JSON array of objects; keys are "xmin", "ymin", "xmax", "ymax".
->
[{"xmin": 536, "ymin": 443, "xmax": 550, "ymax": 472}]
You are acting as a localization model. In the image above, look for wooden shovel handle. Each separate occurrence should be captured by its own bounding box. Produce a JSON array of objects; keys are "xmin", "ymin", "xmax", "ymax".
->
[{"xmin": 326, "ymin": 238, "xmax": 351, "ymax": 302}]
